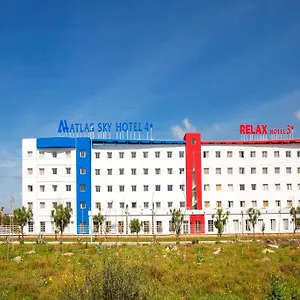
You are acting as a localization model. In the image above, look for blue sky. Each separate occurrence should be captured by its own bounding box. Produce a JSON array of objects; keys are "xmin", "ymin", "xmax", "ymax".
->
[{"xmin": 0, "ymin": 0, "xmax": 300, "ymax": 209}]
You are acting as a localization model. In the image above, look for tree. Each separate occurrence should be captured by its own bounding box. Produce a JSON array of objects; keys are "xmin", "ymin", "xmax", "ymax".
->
[
  {"xmin": 0, "ymin": 206, "xmax": 4, "ymax": 225},
  {"xmin": 247, "ymin": 208, "xmax": 261, "ymax": 238},
  {"xmin": 93, "ymin": 213, "xmax": 105, "ymax": 234},
  {"xmin": 290, "ymin": 206, "xmax": 300, "ymax": 234},
  {"xmin": 212, "ymin": 208, "xmax": 230, "ymax": 237},
  {"xmin": 51, "ymin": 204, "xmax": 72, "ymax": 243},
  {"xmin": 170, "ymin": 208, "xmax": 184, "ymax": 244},
  {"xmin": 130, "ymin": 219, "xmax": 142, "ymax": 242},
  {"xmin": 13, "ymin": 206, "xmax": 33, "ymax": 240}
]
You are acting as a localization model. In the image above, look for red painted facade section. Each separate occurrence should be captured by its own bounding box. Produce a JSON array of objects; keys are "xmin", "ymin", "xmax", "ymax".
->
[{"xmin": 190, "ymin": 215, "xmax": 205, "ymax": 234}]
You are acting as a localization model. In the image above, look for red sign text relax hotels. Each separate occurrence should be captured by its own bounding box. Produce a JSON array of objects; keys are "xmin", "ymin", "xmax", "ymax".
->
[{"xmin": 240, "ymin": 124, "xmax": 295, "ymax": 135}]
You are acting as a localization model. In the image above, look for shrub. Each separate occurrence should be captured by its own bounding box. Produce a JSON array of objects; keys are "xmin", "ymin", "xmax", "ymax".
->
[{"xmin": 266, "ymin": 274, "xmax": 288, "ymax": 300}]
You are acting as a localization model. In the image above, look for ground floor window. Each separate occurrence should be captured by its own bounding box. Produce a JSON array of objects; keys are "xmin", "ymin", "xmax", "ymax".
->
[
  {"xmin": 106, "ymin": 221, "xmax": 111, "ymax": 233},
  {"xmin": 233, "ymin": 220, "xmax": 239, "ymax": 232},
  {"xmin": 183, "ymin": 221, "xmax": 188, "ymax": 234},
  {"xmin": 156, "ymin": 221, "xmax": 162, "ymax": 233},
  {"xmin": 283, "ymin": 219, "xmax": 289, "ymax": 231},
  {"xmin": 196, "ymin": 220, "xmax": 201, "ymax": 232},
  {"xmin": 271, "ymin": 219, "xmax": 276, "ymax": 232},
  {"xmin": 143, "ymin": 221, "xmax": 150, "ymax": 233},
  {"xmin": 80, "ymin": 222, "xmax": 87, "ymax": 233},
  {"xmin": 118, "ymin": 221, "xmax": 124, "ymax": 234},
  {"xmin": 28, "ymin": 222, "xmax": 33, "ymax": 233},
  {"xmin": 208, "ymin": 220, "xmax": 213, "ymax": 232},
  {"xmin": 40, "ymin": 222, "xmax": 45, "ymax": 233},
  {"xmin": 245, "ymin": 220, "xmax": 251, "ymax": 231}
]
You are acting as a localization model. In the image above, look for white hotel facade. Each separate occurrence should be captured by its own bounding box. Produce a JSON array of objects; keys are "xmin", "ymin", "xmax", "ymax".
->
[{"xmin": 22, "ymin": 133, "xmax": 300, "ymax": 235}]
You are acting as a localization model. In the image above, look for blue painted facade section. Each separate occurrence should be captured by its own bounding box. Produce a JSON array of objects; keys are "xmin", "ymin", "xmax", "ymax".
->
[
  {"xmin": 37, "ymin": 137, "xmax": 76, "ymax": 149},
  {"xmin": 92, "ymin": 138, "xmax": 185, "ymax": 145},
  {"xmin": 75, "ymin": 138, "xmax": 92, "ymax": 234}
]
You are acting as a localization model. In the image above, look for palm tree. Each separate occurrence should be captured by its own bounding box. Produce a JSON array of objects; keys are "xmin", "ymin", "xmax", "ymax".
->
[
  {"xmin": 0, "ymin": 207, "xmax": 4, "ymax": 225},
  {"xmin": 247, "ymin": 208, "xmax": 261, "ymax": 238},
  {"xmin": 290, "ymin": 207, "xmax": 300, "ymax": 234},
  {"xmin": 212, "ymin": 208, "xmax": 230, "ymax": 237},
  {"xmin": 93, "ymin": 213, "xmax": 105, "ymax": 234}
]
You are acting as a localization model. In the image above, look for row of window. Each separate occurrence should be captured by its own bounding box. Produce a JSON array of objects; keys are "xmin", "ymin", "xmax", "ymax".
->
[
  {"xmin": 28, "ymin": 202, "xmax": 72, "ymax": 210},
  {"xmin": 204, "ymin": 166, "xmax": 300, "ymax": 175},
  {"xmin": 204, "ymin": 183, "xmax": 300, "ymax": 191},
  {"xmin": 203, "ymin": 150, "xmax": 300, "ymax": 158}
]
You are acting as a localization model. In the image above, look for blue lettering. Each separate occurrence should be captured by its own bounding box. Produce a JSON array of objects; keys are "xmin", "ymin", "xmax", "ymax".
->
[
  {"xmin": 107, "ymin": 123, "xmax": 112, "ymax": 132},
  {"xmin": 133, "ymin": 122, "xmax": 138, "ymax": 131},
  {"xmin": 116, "ymin": 122, "xmax": 122, "ymax": 132},
  {"xmin": 75, "ymin": 123, "xmax": 79, "ymax": 132},
  {"xmin": 138, "ymin": 122, "xmax": 142, "ymax": 131},
  {"xmin": 57, "ymin": 120, "xmax": 69, "ymax": 133},
  {"xmin": 84, "ymin": 123, "xmax": 90, "ymax": 132},
  {"xmin": 122, "ymin": 122, "xmax": 128, "ymax": 131},
  {"xmin": 69, "ymin": 123, "xmax": 75, "ymax": 133},
  {"xmin": 90, "ymin": 123, "xmax": 94, "ymax": 132},
  {"xmin": 98, "ymin": 123, "xmax": 102, "ymax": 132},
  {"xmin": 128, "ymin": 122, "xmax": 133, "ymax": 131},
  {"xmin": 102, "ymin": 123, "xmax": 108, "ymax": 132},
  {"xmin": 79, "ymin": 123, "xmax": 84, "ymax": 132}
]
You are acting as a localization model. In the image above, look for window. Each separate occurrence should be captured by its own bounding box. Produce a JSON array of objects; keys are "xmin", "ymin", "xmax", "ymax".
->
[
  {"xmin": 95, "ymin": 152, "xmax": 100, "ymax": 159},
  {"xmin": 118, "ymin": 221, "xmax": 124, "ymax": 234},
  {"xmin": 275, "ymin": 200, "xmax": 281, "ymax": 207},
  {"xmin": 155, "ymin": 151, "xmax": 160, "ymax": 158},
  {"xmin": 39, "ymin": 151, "xmax": 44, "ymax": 158},
  {"xmin": 180, "ymin": 184, "xmax": 185, "ymax": 191},
  {"xmin": 167, "ymin": 185, "xmax": 173, "ymax": 191},
  {"xmin": 119, "ymin": 152, "xmax": 124, "ymax": 158},
  {"xmin": 233, "ymin": 220, "xmax": 239, "ymax": 232},
  {"xmin": 108, "ymin": 169, "xmax": 113, "ymax": 175},
  {"xmin": 263, "ymin": 200, "xmax": 269, "ymax": 207},
  {"xmin": 80, "ymin": 168, "xmax": 86, "ymax": 175},
  {"xmin": 227, "ymin": 151, "xmax": 232, "ymax": 158},
  {"xmin": 119, "ymin": 202, "xmax": 124, "ymax": 209},
  {"xmin": 39, "ymin": 168, "xmax": 45, "ymax": 175},
  {"xmin": 204, "ymin": 201, "xmax": 210, "ymax": 208},
  {"xmin": 263, "ymin": 184, "xmax": 268, "ymax": 191},
  {"xmin": 204, "ymin": 184, "xmax": 210, "ymax": 191},
  {"xmin": 155, "ymin": 168, "xmax": 161, "ymax": 175},
  {"xmin": 262, "ymin": 151, "xmax": 267, "ymax": 158},
  {"xmin": 52, "ymin": 185, "xmax": 57, "ymax": 192},
  {"xmin": 203, "ymin": 151, "xmax": 209, "ymax": 158},
  {"xmin": 208, "ymin": 220, "xmax": 213, "ymax": 232},
  {"xmin": 28, "ymin": 202, "xmax": 33, "ymax": 209},
  {"xmin": 119, "ymin": 185, "xmax": 125, "ymax": 192},
  {"xmin": 227, "ymin": 168, "xmax": 233, "ymax": 175},
  {"xmin": 144, "ymin": 221, "xmax": 150, "ymax": 233},
  {"xmin": 131, "ymin": 152, "xmax": 136, "ymax": 158},
  {"xmin": 96, "ymin": 202, "xmax": 101, "ymax": 209},
  {"xmin": 28, "ymin": 222, "xmax": 33, "ymax": 233},
  {"xmin": 287, "ymin": 184, "xmax": 292, "ymax": 190},
  {"xmin": 53, "ymin": 202, "xmax": 57, "ymax": 208},
  {"xmin": 216, "ymin": 201, "xmax": 222, "ymax": 208},
  {"xmin": 286, "ymin": 151, "xmax": 291, "ymax": 158},
  {"xmin": 80, "ymin": 184, "xmax": 86, "ymax": 192},
  {"xmin": 283, "ymin": 219, "xmax": 289, "ymax": 231},
  {"xmin": 66, "ymin": 185, "xmax": 71, "ymax": 191},
  {"xmin": 298, "ymin": 184, "xmax": 300, "ymax": 191},
  {"xmin": 196, "ymin": 221, "xmax": 201, "ymax": 232},
  {"xmin": 80, "ymin": 150, "xmax": 86, "ymax": 158},
  {"xmin": 143, "ymin": 151, "xmax": 148, "ymax": 158},
  {"xmin": 52, "ymin": 168, "xmax": 57, "ymax": 175},
  {"xmin": 251, "ymin": 168, "xmax": 256, "ymax": 174},
  {"xmin": 204, "ymin": 168, "xmax": 209, "ymax": 174},
  {"xmin": 275, "ymin": 167, "xmax": 280, "ymax": 174},
  {"xmin": 27, "ymin": 168, "xmax": 33, "ymax": 175},
  {"xmin": 240, "ymin": 184, "xmax": 245, "ymax": 191},
  {"xmin": 298, "ymin": 151, "xmax": 300, "ymax": 158},
  {"xmin": 106, "ymin": 221, "xmax": 111, "ymax": 233},
  {"xmin": 286, "ymin": 167, "xmax": 291, "ymax": 174},
  {"xmin": 228, "ymin": 201, "xmax": 233, "ymax": 208},
  {"xmin": 180, "ymin": 201, "xmax": 185, "ymax": 208},
  {"xmin": 179, "ymin": 168, "xmax": 185, "ymax": 174},
  {"xmin": 298, "ymin": 167, "xmax": 300, "ymax": 174},
  {"xmin": 52, "ymin": 151, "xmax": 57, "ymax": 158},
  {"xmin": 131, "ymin": 168, "xmax": 136, "ymax": 175},
  {"xmin": 119, "ymin": 168, "xmax": 124, "ymax": 175},
  {"xmin": 107, "ymin": 185, "xmax": 112, "ymax": 192},
  {"xmin": 168, "ymin": 202, "xmax": 173, "ymax": 208},
  {"xmin": 252, "ymin": 200, "xmax": 257, "ymax": 207},
  {"xmin": 40, "ymin": 202, "xmax": 45, "ymax": 209},
  {"xmin": 143, "ymin": 185, "xmax": 149, "ymax": 192},
  {"xmin": 251, "ymin": 184, "xmax": 256, "ymax": 191},
  {"xmin": 239, "ymin": 151, "xmax": 244, "ymax": 158},
  {"xmin": 228, "ymin": 184, "xmax": 233, "ymax": 191},
  {"xmin": 240, "ymin": 201, "xmax": 245, "ymax": 207},
  {"xmin": 107, "ymin": 152, "xmax": 112, "ymax": 159},
  {"xmin": 216, "ymin": 168, "xmax": 221, "ymax": 175},
  {"xmin": 40, "ymin": 222, "xmax": 45, "ymax": 233},
  {"xmin": 143, "ymin": 168, "xmax": 148, "ymax": 175},
  {"xmin": 239, "ymin": 167, "xmax": 245, "ymax": 174},
  {"xmin": 95, "ymin": 185, "xmax": 101, "ymax": 192},
  {"xmin": 156, "ymin": 221, "xmax": 162, "ymax": 233},
  {"xmin": 287, "ymin": 200, "xmax": 292, "ymax": 207},
  {"xmin": 271, "ymin": 219, "xmax": 276, "ymax": 231},
  {"xmin": 28, "ymin": 185, "xmax": 33, "ymax": 192},
  {"xmin": 156, "ymin": 202, "xmax": 161, "ymax": 208},
  {"xmin": 144, "ymin": 202, "xmax": 149, "ymax": 209},
  {"xmin": 107, "ymin": 202, "xmax": 113, "ymax": 209},
  {"xmin": 95, "ymin": 169, "xmax": 100, "ymax": 175},
  {"xmin": 27, "ymin": 151, "xmax": 33, "ymax": 157},
  {"xmin": 245, "ymin": 220, "xmax": 251, "ymax": 231},
  {"xmin": 274, "ymin": 151, "xmax": 279, "ymax": 158},
  {"xmin": 167, "ymin": 151, "xmax": 172, "ymax": 158},
  {"xmin": 216, "ymin": 184, "xmax": 222, "ymax": 191},
  {"xmin": 179, "ymin": 151, "xmax": 184, "ymax": 158},
  {"xmin": 167, "ymin": 168, "xmax": 173, "ymax": 175},
  {"xmin": 155, "ymin": 185, "xmax": 161, "ymax": 191},
  {"xmin": 132, "ymin": 185, "xmax": 137, "ymax": 192},
  {"xmin": 216, "ymin": 151, "xmax": 221, "ymax": 158},
  {"xmin": 250, "ymin": 151, "xmax": 256, "ymax": 158},
  {"xmin": 66, "ymin": 167, "xmax": 71, "ymax": 175},
  {"xmin": 40, "ymin": 185, "xmax": 45, "ymax": 192},
  {"xmin": 262, "ymin": 167, "xmax": 268, "ymax": 174},
  {"xmin": 275, "ymin": 184, "xmax": 281, "ymax": 191},
  {"xmin": 132, "ymin": 202, "xmax": 137, "ymax": 208}
]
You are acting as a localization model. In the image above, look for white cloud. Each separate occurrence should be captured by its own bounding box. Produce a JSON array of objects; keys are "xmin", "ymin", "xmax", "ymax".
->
[
  {"xmin": 171, "ymin": 118, "xmax": 196, "ymax": 139},
  {"xmin": 296, "ymin": 110, "xmax": 300, "ymax": 120}
]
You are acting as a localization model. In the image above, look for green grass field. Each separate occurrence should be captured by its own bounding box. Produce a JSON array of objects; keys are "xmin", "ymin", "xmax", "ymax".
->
[{"xmin": 0, "ymin": 238, "xmax": 300, "ymax": 299}]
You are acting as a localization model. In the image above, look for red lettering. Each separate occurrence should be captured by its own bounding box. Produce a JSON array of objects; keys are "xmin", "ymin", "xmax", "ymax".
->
[
  {"xmin": 270, "ymin": 129, "xmax": 275, "ymax": 135},
  {"xmin": 262, "ymin": 124, "xmax": 268, "ymax": 134},
  {"xmin": 280, "ymin": 129, "xmax": 284, "ymax": 134},
  {"xmin": 240, "ymin": 124, "xmax": 246, "ymax": 134},
  {"xmin": 246, "ymin": 125, "xmax": 251, "ymax": 134},
  {"xmin": 255, "ymin": 125, "xmax": 261, "ymax": 134}
]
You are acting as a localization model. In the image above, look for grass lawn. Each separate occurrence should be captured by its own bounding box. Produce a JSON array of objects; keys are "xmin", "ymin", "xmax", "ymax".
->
[{"xmin": 0, "ymin": 238, "xmax": 300, "ymax": 299}]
